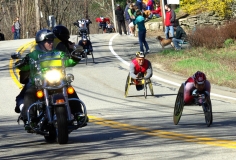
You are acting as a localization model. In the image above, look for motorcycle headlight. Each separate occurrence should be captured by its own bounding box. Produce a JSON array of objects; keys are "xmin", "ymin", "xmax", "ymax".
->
[
  {"xmin": 66, "ymin": 73, "xmax": 74, "ymax": 83},
  {"xmin": 45, "ymin": 70, "xmax": 62, "ymax": 83}
]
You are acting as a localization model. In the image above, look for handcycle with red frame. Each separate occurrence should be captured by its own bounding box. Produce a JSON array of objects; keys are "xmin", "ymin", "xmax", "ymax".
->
[
  {"xmin": 95, "ymin": 17, "xmax": 112, "ymax": 34},
  {"xmin": 173, "ymin": 83, "xmax": 213, "ymax": 127},
  {"xmin": 124, "ymin": 73, "xmax": 154, "ymax": 99}
]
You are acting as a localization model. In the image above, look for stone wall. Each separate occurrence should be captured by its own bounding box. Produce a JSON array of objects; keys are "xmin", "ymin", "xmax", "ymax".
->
[{"xmin": 144, "ymin": 6, "xmax": 236, "ymax": 32}]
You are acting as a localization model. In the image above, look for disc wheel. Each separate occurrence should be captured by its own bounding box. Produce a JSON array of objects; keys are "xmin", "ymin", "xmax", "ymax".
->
[
  {"xmin": 173, "ymin": 83, "xmax": 185, "ymax": 125},
  {"xmin": 203, "ymin": 97, "xmax": 213, "ymax": 127},
  {"xmin": 55, "ymin": 105, "xmax": 68, "ymax": 144}
]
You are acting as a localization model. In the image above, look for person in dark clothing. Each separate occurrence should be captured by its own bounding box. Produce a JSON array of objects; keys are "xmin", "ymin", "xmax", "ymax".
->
[
  {"xmin": 115, "ymin": 5, "xmax": 127, "ymax": 35},
  {"xmin": 124, "ymin": 0, "xmax": 132, "ymax": 34},
  {"xmin": 172, "ymin": 24, "xmax": 186, "ymax": 50},
  {"xmin": 78, "ymin": 37, "xmax": 93, "ymax": 56},
  {"xmin": 135, "ymin": 0, "xmax": 143, "ymax": 11}
]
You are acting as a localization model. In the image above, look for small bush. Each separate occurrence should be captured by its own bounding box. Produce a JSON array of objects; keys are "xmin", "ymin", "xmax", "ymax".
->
[
  {"xmin": 187, "ymin": 19, "xmax": 236, "ymax": 49},
  {"xmin": 224, "ymin": 38, "xmax": 234, "ymax": 47}
]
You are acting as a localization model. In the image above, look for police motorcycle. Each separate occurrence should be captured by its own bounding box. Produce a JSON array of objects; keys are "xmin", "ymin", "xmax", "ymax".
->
[{"xmin": 11, "ymin": 46, "xmax": 87, "ymax": 144}]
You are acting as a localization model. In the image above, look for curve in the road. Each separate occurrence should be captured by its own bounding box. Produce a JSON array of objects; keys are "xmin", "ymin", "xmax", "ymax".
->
[{"xmin": 108, "ymin": 33, "xmax": 236, "ymax": 101}]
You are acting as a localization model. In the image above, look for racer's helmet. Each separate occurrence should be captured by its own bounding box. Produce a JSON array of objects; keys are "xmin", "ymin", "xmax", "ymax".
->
[
  {"xmin": 35, "ymin": 29, "xmax": 55, "ymax": 43},
  {"xmin": 193, "ymin": 71, "xmax": 206, "ymax": 84},
  {"xmin": 52, "ymin": 25, "xmax": 70, "ymax": 41},
  {"xmin": 136, "ymin": 51, "xmax": 145, "ymax": 58},
  {"xmin": 82, "ymin": 36, "xmax": 88, "ymax": 41}
]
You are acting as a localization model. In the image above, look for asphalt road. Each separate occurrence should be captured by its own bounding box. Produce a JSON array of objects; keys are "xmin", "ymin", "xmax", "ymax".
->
[{"xmin": 0, "ymin": 34, "xmax": 236, "ymax": 160}]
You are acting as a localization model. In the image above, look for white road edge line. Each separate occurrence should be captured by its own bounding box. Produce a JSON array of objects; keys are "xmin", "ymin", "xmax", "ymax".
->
[{"xmin": 109, "ymin": 33, "xmax": 236, "ymax": 101}]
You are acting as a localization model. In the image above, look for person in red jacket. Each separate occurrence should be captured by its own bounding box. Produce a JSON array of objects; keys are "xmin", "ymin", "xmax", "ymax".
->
[
  {"xmin": 184, "ymin": 71, "xmax": 211, "ymax": 104},
  {"xmin": 130, "ymin": 52, "xmax": 153, "ymax": 90},
  {"xmin": 164, "ymin": 4, "xmax": 176, "ymax": 39},
  {"xmin": 151, "ymin": 3, "xmax": 161, "ymax": 18}
]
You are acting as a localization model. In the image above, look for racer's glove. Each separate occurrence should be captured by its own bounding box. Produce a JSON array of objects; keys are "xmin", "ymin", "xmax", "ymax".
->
[
  {"xmin": 11, "ymin": 52, "xmax": 21, "ymax": 59},
  {"xmin": 14, "ymin": 54, "xmax": 29, "ymax": 67},
  {"xmin": 70, "ymin": 45, "xmax": 84, "ymax": 61}
]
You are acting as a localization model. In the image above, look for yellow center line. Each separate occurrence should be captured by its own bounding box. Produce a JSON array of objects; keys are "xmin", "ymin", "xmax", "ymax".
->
[
  {"xmin": 88, "ymin": 115, "xmax": 236, "ymax": 149},
  {"xmin": 9, "ymin": 42, "xmax": 236, "ymax": 150}
]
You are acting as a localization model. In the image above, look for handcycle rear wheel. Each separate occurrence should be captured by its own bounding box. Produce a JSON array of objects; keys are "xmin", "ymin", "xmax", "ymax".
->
[
  {"xmin": 203, "ymin": 97, "xmax": 213, "ymax": 127},
  {"xmin": 173, "ymin": 83, "xmax": 184, "ymax": 125},
  {"xmin": 124, "ymin": 73, "xmax": 131, "ymax": 98}
]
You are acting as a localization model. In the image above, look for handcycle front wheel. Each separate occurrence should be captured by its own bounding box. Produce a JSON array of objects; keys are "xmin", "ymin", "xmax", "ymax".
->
[
  {"xmin": 124, "ymin": 73, "xmax": 131, "ymax": 98},
  {"xmin": 144, "ymin": 80, "xmax": 147, "ymax": 99},
  {"xmin": 173, "ymin": 83, "xmax": 185, "ymax": 125},
  {"xmin": 202, "ymin": 97, "xmax": 213, "ymax": 127},
  {"xmin": 147, "ymin": 79, "xmax": 154, "ymax": 96}
]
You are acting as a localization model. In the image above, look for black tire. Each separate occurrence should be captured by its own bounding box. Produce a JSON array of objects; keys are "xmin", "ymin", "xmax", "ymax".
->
[
  {"xmin": 203, "ymin": 97, "xmax": 213, "ymax": 127},
  {"xmin": 144, "ymin": 80, "xmax": 147, "ymax": 99},
  {"xmin": 173, "ymin": 83, "xmax": 185, "ymax": 125},
  {"xmin": 124, "ymin": 73, "xmax": 130, "ymax": 98},
  {"xmin": 44, "ymin": 126, "xmax": 57, "ymax": 143},
  {"xmin": 55, "ymin": 106, "xmax": 68, "ymax": 144}
]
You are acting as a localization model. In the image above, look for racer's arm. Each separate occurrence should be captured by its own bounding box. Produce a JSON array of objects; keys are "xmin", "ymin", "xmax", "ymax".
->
[
  {"xmin": 144, "ymin": 61, "xmax": 153, "ymax": 79},
  {"xmin": 130, "ymin": 62, "xmax": 137, "ymax": 79},
  {"xmin": 15, "ymin": 54, "xmax": 30, "ymax": 71},
  {"xmin": 87, "ymin": 40, "xmax": 93, "ymax": 52},
  {"xmin": 60, "ymin": 51, "xmax": 79, "ymax": 67}
]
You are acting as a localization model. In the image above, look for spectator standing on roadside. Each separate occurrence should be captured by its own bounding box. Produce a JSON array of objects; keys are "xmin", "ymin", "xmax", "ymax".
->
[
  {"xmin": 164, "ymin": 4, "xmax": 176, "ymax": 39},
  {"xmin": 124, "ymin": 0, "xmax": 132, "ymax": 35},
  {"xmin": 133, "ymin": 10, "xmax": 150, "ymax": 54},
  {"xmin": 115, "ymin": 4, "xmax": 127, "ymax": 36},
  {"xmin": 13, "ymin": 17, "xmax": 21, "ymax": 40},
  {"xmin": 127, "ymin": 4, "xmax": 135, "ymax": 36}
]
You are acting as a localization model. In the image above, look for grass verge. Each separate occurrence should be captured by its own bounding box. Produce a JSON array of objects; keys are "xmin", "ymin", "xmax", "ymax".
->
[{"xmin": 146, "ymin": 46, "xmax": 236, "ymax": 88}]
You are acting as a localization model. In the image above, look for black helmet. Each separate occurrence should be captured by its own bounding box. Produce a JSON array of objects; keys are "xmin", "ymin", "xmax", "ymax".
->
[
  {"xmin": 35, "ymin": 29, "xmax": 55, "ymax": 43},
  {"xmin": 53, "ymin": 25, "xmax": 70, "ymax": 41}
]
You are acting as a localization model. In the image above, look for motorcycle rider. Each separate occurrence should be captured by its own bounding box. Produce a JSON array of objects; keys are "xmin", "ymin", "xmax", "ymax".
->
[
  {"xmin": 78, "ymin": 36, "xmax": 93, "ymax": 57},
  {"xmin": 15, "ymin": 25, "xmax": 83, "ymax": 114},
  {"xmin": 129, "ymin": 52, "xmax": 153, "ymax": 90},
  {"xmin": 15, "ymin": 29, "xmax": 85, "ymax": 129},
  {"xmin": 184, "ymin": 71, "xmax": 211, "ymax": 104}
]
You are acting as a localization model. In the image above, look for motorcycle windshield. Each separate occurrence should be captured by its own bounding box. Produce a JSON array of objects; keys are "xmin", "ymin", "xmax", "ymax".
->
[{"xmin": 38, "ymin": 51, "xmax": 64, "ymax": 68}]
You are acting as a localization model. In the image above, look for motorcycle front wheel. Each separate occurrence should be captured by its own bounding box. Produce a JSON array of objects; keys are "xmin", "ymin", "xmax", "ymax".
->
[{"xmin": 55, "ymin": 105, "xmax": 68, "ymax": 144}]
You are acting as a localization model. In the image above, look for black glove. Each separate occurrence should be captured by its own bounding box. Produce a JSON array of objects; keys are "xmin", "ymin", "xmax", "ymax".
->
[
  {"xmin": 15, "ymin": 54, "xmax": 29, "ymax": 67},
  {"xmin": 71, "ymin": 52, "xmax": 82, "ymax": 62}
]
